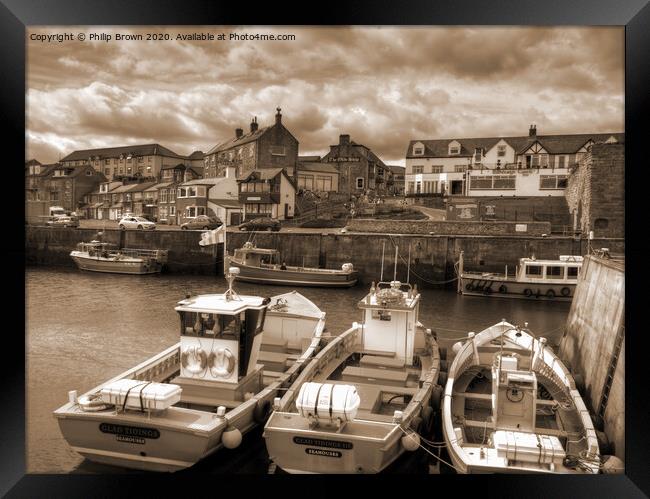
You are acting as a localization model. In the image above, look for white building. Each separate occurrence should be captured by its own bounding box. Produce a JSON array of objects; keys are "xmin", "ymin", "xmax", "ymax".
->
[{"xmin": 405, "ymin": 126, "xmax": 623, "ymax": 197}]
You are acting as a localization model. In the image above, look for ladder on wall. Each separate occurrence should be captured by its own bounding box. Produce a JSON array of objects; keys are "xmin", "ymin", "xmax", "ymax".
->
[{"xmin": 597, "ymin": 323, "xmax": 625, "ymax": 424}]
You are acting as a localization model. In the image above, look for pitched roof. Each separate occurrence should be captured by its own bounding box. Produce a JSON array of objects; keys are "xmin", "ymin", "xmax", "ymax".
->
[
  {"xmin": 406, "ymin": 132, "xmax": 625, "ymax": 158},
  {"xmin": 187, "ymin": 150, "xmax": 205, "ymax": 159},
  {"xmin": 180, "ymin": 177, "xmax": 233, "ymax": 187},
  {"xmin": 209, "ymin": 198, "xmax": 241, "ymax": 208},
  {"xmin": 298, "ymin": 155, "xmax": 321, "ymax": 162},
  {"xmin": 206, "ymin": 126, "xmax": 271, "ymax": 155},
  {"xmin": 25, "ymin": 159, "xmax": 42, "ymax": 167},
  {"xmin": 61, "ymin": 143, "xmax": 185, "ymax": 162},
  {"xmin": 237, "ymin": 167, "xmax": 285, "ymax": 181},
  {"xmin": 126, "ymin": 181, "xmax": 158, "ymax": 192},
  {"xmin": 386, "ymin": 165, "xmax": 405, "ymax": 174}
]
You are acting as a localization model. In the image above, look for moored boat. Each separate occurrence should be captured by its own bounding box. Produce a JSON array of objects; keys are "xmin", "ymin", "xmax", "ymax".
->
[
  {"xmin": 53, "ymin": 269, "xmax": 325, "ymax": 472},
  {"xmin": 442, "ymin": 320, "xmax": 601, "ymax": 474},
  {"xmin": 226, "ymin": 242, "xmax": 358, "ymax": 288},
  {"xmin": 70, "ymin": 240, "xmax": 168, "ymax": 275},
  {"xmin": 263, "ymin": 280, "xmax": 443, "ymax": 473},
  {"xmin": 457, "ymin": 251, "xmax": 583, "ymax": 301}
]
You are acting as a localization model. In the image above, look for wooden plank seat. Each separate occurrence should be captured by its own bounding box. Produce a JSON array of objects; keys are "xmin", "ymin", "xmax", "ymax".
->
[
  {"xmin": 263, "ymin": 370, "xmax": 283, "ymax": 378},
  {"xmin": 258, "ymin": 351, "xmax": 289, "ymax": 371},
  {"xmin": 360, "ymin": 355, "xmax": 405, "ymax": 369},
  {"xmin": 341, "ymin": 366, "xmax": 409, "ymax": 387},
  {"xmin": 261, "ymin": 336, "xmax": 288, "ymax": 353}
]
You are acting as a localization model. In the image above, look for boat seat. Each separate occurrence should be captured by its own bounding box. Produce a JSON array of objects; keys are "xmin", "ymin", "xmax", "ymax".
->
[
  {"xmin": 258, "ymin": 351, "xmax": 289, "ymax": 370},
  {"xmin": 341, "ymin": 366, "xmax": 409, "ymax": 387},
  {"xmin": 360, "ymin": 355, "xmax": 405, "ymax": 369},
  {"xmin": 261, "ymin": 336, "xmax": 288, "ymax": 353}
]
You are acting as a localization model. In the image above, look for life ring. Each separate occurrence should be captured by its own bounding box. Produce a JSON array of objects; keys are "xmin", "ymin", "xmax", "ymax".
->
[
  {"xmin": 546, "ymin": 289, "xmax": 556, "ymax": 298},
  {"xmin": 181, "ymin": 346, "xmax": 208, "ymax": 375},
  {"xmin": 523, "ymin": 288, "xmax": 533, "ymax": 298},
  {"xmin": 208, "ymin": 347, "xmax": 236, "ymax": 378},
  {"xmin": 561, "ymin": 287, "xmax": 571, "ymax": 297},
  {"xmin": 498, "ymin": 285, "xmax": 507, "ymax": 294},
  {"xmin": 465, "ymin": 283, "xmax": 474, "ymax": 291},
  {"xmin": 78, "ymin": 393, "xmax": 111, "ymax": 412}
]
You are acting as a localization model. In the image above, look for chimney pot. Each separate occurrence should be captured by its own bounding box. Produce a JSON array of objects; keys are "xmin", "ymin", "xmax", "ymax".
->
[
  {"xmin": 235, "ymin": 128, "xmax": 244, "ymax": 139},
  {"xmin": 250, "ymin": 117, "xmax": 258, "ymax": 133},
  {"xmin": 339, "ymin": 134, "xmax": 350, "ymax": 145},
  {"xmin": 529, "ymin": 124, "xmax": 537, "ymax": 137},
  {"xmin": 275, "ymin": 107, "xmax": 282, "ymax": 124}
]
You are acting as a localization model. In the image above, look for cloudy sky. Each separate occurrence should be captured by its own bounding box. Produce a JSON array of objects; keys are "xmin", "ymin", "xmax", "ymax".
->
[{"xmin": 27, "ymin": 26, "xmax": 624, "ymax": 165}]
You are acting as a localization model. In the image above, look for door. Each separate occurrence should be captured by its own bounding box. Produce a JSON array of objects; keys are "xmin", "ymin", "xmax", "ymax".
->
[
  {"xmin": 284, "ymin": 203, "xmax": 289, "ymax": 219},
  {"xmin": 451, "ymin": 180, "xmax": 463, "ymax": 195},
  {"xmin": 231, "ymin": 212, "xmax": 241, "ymax": 226}
]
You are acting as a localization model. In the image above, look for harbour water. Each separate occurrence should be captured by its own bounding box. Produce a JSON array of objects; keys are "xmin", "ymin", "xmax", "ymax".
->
[{"xmin": 26, "ymin": 267, "xmax": 571, "ymax": 473}]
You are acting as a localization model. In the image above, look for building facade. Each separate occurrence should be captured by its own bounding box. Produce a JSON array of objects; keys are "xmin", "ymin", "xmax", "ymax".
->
[
  {"xmin": 405, "ymin": 126, "xmax": 624, "ymax": 197},
  {"xmin": 238, "ymin": 168, "xmax": 296, "ymax": 221},
  {"xmin": 204, "ymin": 108, "xmax": 299, "ymax": 179},
  {"xmin": 321, "ymin": 134, "xmax": 391, "ymax": 196},
  {"xmin": 296, "ymin": 156, "xmax": 340, "ymax": 194}
]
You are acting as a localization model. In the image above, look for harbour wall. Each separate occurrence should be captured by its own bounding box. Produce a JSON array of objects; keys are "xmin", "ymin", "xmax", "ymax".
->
[
  {"xmin": 559, "ymin": 255, "xmax": 625, "ymax": 461},
  {"xmin": 25, "ymin": 226, "xmax": 624, "ymax": 285}
]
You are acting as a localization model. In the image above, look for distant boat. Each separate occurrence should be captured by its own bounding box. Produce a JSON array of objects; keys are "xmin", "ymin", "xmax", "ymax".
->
[
  {"xmin": 53, "ymin": 269, "xmax": 325, "ymax": 472},
  {"xmin": 226, "ymin": 242, "xmax": 358, "ymax": 288},
  {"xmin": 457, "ymin": 251, "xmax": 583, "ymax": 300},
  {"xmin": 70, "ymin": 240, "xmax": 168, "ymax": 275},
  {"xmin": 442, "ymin": 320, "xmax": 601, "ymax": 474},
  {"xmin": 263, "ymin": 279, "xmax": 444, "ymax": 473}
]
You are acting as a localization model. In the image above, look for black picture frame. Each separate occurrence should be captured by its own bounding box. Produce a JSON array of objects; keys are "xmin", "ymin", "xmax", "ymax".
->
[{"xmin": 5, "ymin": 0, "xmax": 649, "ymax": 497}]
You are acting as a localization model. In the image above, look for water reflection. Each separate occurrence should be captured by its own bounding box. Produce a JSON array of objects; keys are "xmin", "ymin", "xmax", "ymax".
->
[{"xmin": 26, "ymin": 267, "xmax": 569, "ymax": 473}]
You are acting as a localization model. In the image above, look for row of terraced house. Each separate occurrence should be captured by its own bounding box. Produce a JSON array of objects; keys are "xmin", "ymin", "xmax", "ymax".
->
[{"xmin": 26, "ymin": 108, "xmax": 405, "ymax": 226}]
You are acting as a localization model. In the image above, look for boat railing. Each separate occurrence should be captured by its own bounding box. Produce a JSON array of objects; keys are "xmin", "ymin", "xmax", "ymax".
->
[
  {"xmin": 120, "ymin": 248, "xmax": 169, "ymax": 263},
  {"xmin": 375, "ymin": 281, "xmax": 412, "ymax": 292}
]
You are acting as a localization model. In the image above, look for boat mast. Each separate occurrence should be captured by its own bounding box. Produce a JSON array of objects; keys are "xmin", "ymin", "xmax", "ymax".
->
[
  {"xmin": 406, "ymin": 241, "xmax": 411, "ymax": 284},
  {"xmin": 393, "ymin": 244, "xmax": 398, "ymax": 281},
  {"xmin": 380, "ymin": 240, "xmax": 386, "ymax": 282}
]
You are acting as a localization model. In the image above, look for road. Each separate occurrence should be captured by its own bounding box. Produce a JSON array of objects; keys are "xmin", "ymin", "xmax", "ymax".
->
[{"xmin": 413, "ymin": 206, "xmax": 446, "ymax": 221}]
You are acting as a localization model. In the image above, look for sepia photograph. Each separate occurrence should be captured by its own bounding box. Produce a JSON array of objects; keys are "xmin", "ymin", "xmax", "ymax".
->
[{"xmin": 8, "ymin": 1, "xmax": 644, "ymax": 490}]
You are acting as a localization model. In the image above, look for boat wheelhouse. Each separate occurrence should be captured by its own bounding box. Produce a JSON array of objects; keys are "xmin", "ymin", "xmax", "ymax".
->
[
  {"xmin": 442, "ymin": 320, "xmax": 600, "ymax": 474},
  {"xmin": 227, "ymin": 241, "xmax": 358, "ymax": 288},
  {"xmin": 263, "ymin": 280, "xmax": 443, "ymax": 473},
  {"xmin": 53, "ymin": 269, "xmax": 325, "ymax": 472},
  {"xmin": 458, "ymin": 252, "xmax": 583, "ymax": 300},
  {"xmin": 70, "ymin": 240, "xmax": 168, "ymax": 275}
]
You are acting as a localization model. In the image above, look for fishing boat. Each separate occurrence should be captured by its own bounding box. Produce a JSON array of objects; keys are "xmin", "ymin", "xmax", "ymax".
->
[
  {"xmin": 263, "ymin": 276, "xmax": 443, "ymax": 473},
  {"xmin": 442, "ymin": 320, "xmax": 601, "ymax": 474},
  {"xmin": 53, "ymin": 269, "xmax": 325, "ymax": 472},
  {"xmin": 226, "ymin": 241, "xmax": 358, "ymax": 288},
  {"xmin": 457, "ymin": 251, "xmax": 583, "ymax": 300},
  {"xmin": 70, "ymin": 240, "xmax": 168, "ymax": 275}
]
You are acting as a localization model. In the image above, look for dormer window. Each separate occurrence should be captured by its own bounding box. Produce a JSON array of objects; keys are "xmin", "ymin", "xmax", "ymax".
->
[
  {"xmin": 413, "ymin": 143, "xmax": 424, "ymax": 155},
  {"xmin": 448, "ymin": 141, "xmax": 461, "ymax": 155},
  {"xmin": 474, "ymin": 148, "xmax": 483, "ymax": 161}
]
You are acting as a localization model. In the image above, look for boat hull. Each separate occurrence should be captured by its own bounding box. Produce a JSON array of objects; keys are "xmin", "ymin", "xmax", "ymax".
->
[
  {"xmin": 229, "ymin": 261, "xmax": 358, "ymax": 288},
  {"xmin": 71, "ymin": 253, "xmax": 162, "ymax": 275},
  {"xmin": 459, "ymin": 275, "xmax": 575, "ymax": 301}
]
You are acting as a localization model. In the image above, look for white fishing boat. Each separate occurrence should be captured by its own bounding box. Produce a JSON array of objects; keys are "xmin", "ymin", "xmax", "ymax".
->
[
  {"xmin": 53, "ymin": 269, "xmax": 325, "ymax": 472},
  {"xmin": 226, "ymin": 242, "xmax": 358, "ymax": 288},
  {"xmin": 458, "ymin": 251, "xmax": 583, "ymax": 300},
  {"xmin": 70, "ymin": 240, "xmax": 168, "ymax": 275},
  {"xmin": 442, "ymin": 320, "xmax": 601, "ymax": 474},
  {"xmin": 263, "ymin": 275, "xmax": 443, "ymax": 473}
]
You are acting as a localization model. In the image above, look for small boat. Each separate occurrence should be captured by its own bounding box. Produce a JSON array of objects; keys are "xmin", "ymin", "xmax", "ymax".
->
[
  {"xmin": 263, "ymin": 280, "xmax": 443, "ymax": 473},
  {"xmin": 70, "ymin": 240, "xmax": 168, "ymax": 275},
  {"xmin": 226, "ymin": 242, "xmax": 358, "ymax": 288},
  {"xmin": 457, "ymin": 251, "xmax": 583, "ymax": 300},
  {"xmin": 53, "ymin": 268, "xmax": 325, "ymax": 472},
  {"xmin": 442, "ymin": 320, "xmax": 601, "ymax": 474}
]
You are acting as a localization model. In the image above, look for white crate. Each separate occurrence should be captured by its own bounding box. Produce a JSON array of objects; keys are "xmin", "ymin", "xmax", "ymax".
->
[
  {"xmin": 101, "ymin": 378, "xmax": 182, "ymax": 411},
  {"xmin": 494, "ymin": 430, "xmax": 565, "ymax": 465}
]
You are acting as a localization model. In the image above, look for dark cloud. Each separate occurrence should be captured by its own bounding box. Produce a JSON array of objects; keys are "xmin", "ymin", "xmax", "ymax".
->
[{"xmin": 26, "ymin": 27, "xmax": 623, "ymax": 164}]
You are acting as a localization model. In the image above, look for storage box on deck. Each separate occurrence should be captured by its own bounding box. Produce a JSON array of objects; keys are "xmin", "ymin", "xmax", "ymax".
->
[
  {"xmin": 100, "ymin": 379, "xmax": 182, "ymax": 411},
  {"xmin": 493, "ymin": 430, "xmax": 565, "ymax": 465}
]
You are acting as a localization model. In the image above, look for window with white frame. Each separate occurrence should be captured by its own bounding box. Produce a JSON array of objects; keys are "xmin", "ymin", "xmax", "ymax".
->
[
  {"xmin": 540, "ymin": 175, "xmax": 568, "ymax": 189},
  {"xmin": 558, "ymin": 155, "xmax": 566, "ymax": 168},
  {"xmin": 169, "ymin": 206, "xmax": 176, "ymax": 216},
  {"xmin": 497, "ymin": 145, "xmax": 506, "ymax": 157},
  {"xmin": 161, "ymin": 190, "xmax": 168, "ymax": 203},
  {"xmin": 270, "ymin": 145, "xmax": 286, "ymax": 156},
  {"xmin": 315, "ymin": 176, "xmax": 332, "ymax": 191},
  {"xmin": 356, "ymin": 177, "xmax": 364, "ymax": 189},
  {"xmin": 454, "ymin": 165, "xmax": 467, "ymax": 173},
  {"xmin": 449, "ymin": 145, "xmax": 460, "ymax": 155},
  {"xmin": 411, "ymin": 165, "xmax": 424, "ymax": 174},
  {"xmin": 185, "ymin": 206, "xmax": 206, "ymax": 218},
  {"xmin": 470, "ymin": 175, "xmax": 515, "ymax": 190},
  {"xmin": 431, "ymin": 166, "xmax": 443, "ymax": 174},
  {"xmin": 413, "ymin": 145, "xmax": 424, "ymax": 155},
  {"xmin": 298, "ymin": 175, "xmax": 314, "ymax": 190}
]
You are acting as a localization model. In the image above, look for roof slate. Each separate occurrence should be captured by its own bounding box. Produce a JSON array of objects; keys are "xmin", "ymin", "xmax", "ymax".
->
[{"xmin": 61, "ymin": 143, "xmax": 185, "ymax": 162}]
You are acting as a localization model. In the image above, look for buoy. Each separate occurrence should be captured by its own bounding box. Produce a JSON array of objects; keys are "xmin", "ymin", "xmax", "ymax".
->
[
  {"xmin": 222, "ymin": 426, "xmax": 243, "ymax": 449},
  {"xmin": 452, "ymin": 341, "xmax": 463, "ymax": 355},
  {"xmin": 401, "ymin": 431, "xmax": 420, "ymax": 451}
]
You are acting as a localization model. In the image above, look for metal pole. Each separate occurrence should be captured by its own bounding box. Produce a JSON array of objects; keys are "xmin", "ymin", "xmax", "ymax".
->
[
  {"xmin": 393, "ymin": 244, "xmax": 398, "ymax": 281},
  {"xmin": 407, "ymin": 241, "xmax": 412, "ymax": 284},
  {"xmin": 380, "ymin": 240, "xmax": 386, "ymax": 282}
]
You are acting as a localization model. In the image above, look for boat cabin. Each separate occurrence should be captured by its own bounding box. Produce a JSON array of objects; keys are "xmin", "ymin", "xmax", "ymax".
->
[
  {"xmin": 174, "ymin": 274, "xmax": 270, "ymax": 385},
  {"xmin": 232, "ymin": 243, "xmax": 280, "ymax": 268},
  {"xmin": 357, "ymin": 281, "xmax": 421, "ymax": 365},
  {"xmin": 515, "ymin": 255, "xmax": 583, "ymax": 284},
  {"xmin": 76, "ymin": 240, "xmax": 116, "ymax": 257}
]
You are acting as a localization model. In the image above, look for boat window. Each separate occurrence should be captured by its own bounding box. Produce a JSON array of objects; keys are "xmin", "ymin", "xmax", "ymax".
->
[
  {"xmin": 525, "ymin": 265, "xmax": 542, "ymax": 277},
  {"xmin": 372, "ymin": 309, "xmax": 392, "ymax": 321},
  {"xmin": 545, "ymin": 266, "xmax": 564, "ymax": 279},
  {"xmin": 179, "ymin": 312, "xmax": 241, "ymax": 339},
  {"xmin": 567, "ymin": 266, "xmax": 580, "ymax": 279}
]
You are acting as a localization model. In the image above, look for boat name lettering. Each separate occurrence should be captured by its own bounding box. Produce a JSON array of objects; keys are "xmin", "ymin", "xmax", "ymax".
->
[
  {"xmin": 115, "ymin": 435, "xmax": 146, "ymax": 445},
  {"xmin": 293, "ymin": 436, "xmax": 353, "ymax": 449},
  {"xmin": 99, "ymin": 423, "xmax": 160, "ymax": 439},
  {"xmin": 305, "ymin": 448, "xmax": 342, "ymax": 458}
]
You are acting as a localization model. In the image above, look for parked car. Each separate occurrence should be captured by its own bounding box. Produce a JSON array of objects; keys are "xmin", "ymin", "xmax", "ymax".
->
[
  {"xmin": 238, "ymin": 217, "xmax": 281, "ymax": 232},
  {"xmin": 118, "ymin": 216, "xmax": 156, "ymax": 230},
  {"xmin": 180, "ymin": 215, "xmax": 222, "ymax": 230},
  {"xmin": 46, "ymin": 216, "xmax": 79, "ymax": 228}
]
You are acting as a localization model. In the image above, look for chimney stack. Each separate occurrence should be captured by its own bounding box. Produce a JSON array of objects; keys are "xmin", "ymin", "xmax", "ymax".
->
[
  {"xmin": 529, "ymin": 124, "xmax": 537, "ymax": 137},
  {"xmin": 339, "ymin": 134, "xmax": 350, "ymax": 146},
  {"xmin": 275, "ymin": 107, "xmax": 282, "ymax": 125},
  {"xmin": 250, "ymin": 116, "xmax": 258, "ymax": 133},
  {"xmin": 235, "ymin": 128, "xmax": 244, "ymax": 139}
]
